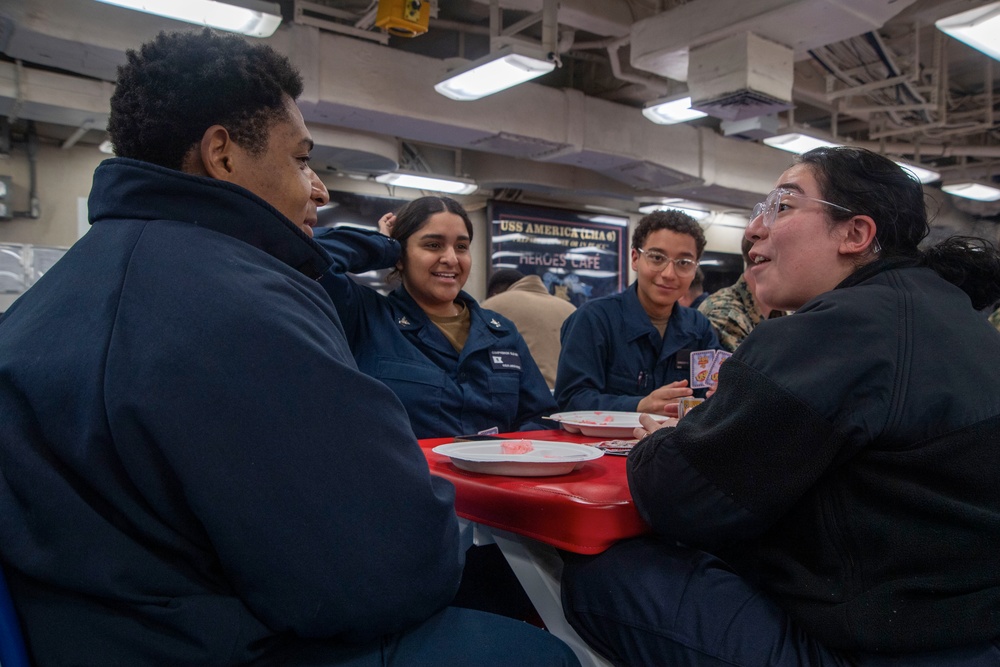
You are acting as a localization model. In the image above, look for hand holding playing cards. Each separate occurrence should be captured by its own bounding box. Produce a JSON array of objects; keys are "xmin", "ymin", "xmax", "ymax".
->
[{"xmin": 636, "ymin": 379, "xmax": 693, "ymax": 416}]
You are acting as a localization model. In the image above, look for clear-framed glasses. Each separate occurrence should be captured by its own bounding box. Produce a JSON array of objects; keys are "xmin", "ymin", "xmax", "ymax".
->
[
  {"xmin": 750, "ymin": 188, "xmax": 881, "ymax": 253},
  {"xmin": 750, "ymin": 188, "xmax": 852, "ymax": 228},
  {"xmin": 636, "ymin": 248, "xmax": 699, "ymax": 275}
]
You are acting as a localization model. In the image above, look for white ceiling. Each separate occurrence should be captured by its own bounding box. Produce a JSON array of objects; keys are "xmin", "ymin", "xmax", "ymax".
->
[{"xmin": 1, "ymin": 0, "xmax": 998, "ymax": 217}]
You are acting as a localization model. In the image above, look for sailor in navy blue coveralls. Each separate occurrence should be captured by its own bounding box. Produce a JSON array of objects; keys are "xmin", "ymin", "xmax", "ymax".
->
[
  {"xmin": 315, "ymin": 226, "xmax": 556, "ymax": 439},
  {"xmin": 555, "ymin": 282, "xmax": 720, "ymax": 412}
]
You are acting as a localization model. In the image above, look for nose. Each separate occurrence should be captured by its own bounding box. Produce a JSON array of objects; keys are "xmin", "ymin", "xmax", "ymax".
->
[
  {"xmin": 659, "ymin": 260, "xmax": 678, "ymax": 276},
  {"xmin": 745, "ymin": 210, "xmax": 766, "ymax": 242},
  {"xmin": 439, "ymin": 246, "xmax": 458, "ymax": 264},
  {"xmin": 310, "ymin": 169, "xmax": 329, "ymax": 206}
]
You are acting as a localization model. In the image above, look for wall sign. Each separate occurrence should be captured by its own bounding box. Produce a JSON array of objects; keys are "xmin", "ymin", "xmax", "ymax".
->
[{"xmin": 489, "ymin": 202, "xmax": 628, "ymax": 307}]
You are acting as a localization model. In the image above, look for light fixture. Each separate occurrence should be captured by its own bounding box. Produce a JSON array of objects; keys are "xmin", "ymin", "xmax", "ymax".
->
[
  {"xmin": 98, "ymin": 139, "xmax": 114, "ymax": 155},
  {"xmin": 762, "ymin": 132, "xmax": 842, "ymax": 154},
  {"xmin": 941, "ymin": 181, "xmax": 1000, "ymax": 202},
  {"xmin": 375, "ymin": 171, "xmax": 478, "ymax": 195},
  {"xmin": 93, "ymin": 0, "xmax": 282, "ymax": 38},
  {"xmin": 642, "ymin": 96, "xmax": 708, "ymax": 125},
  {"xmin": 935, "ymin": 1, "xmax": 1000, "ymax": 62},
  {"xmin": 895, "ymin": 161, "xmax": 940, "ymax": 184},
  {"xmin": 434, "ymin": 44, "xmax": 556, "ymax": 101}
]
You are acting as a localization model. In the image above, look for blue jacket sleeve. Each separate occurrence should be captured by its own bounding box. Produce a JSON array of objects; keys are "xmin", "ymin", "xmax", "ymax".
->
[
  {"xmin": 555, "ymin": 306, "xmax": 643, "ymax": 412},
  {"xmin": 313, "ymin": 227, "xmax": 400, "ymax": 344}
]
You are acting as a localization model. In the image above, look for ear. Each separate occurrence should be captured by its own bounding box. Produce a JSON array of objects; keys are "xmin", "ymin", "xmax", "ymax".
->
[
  {"xmin": 630, "ymin": 247, "xmax": 640, "ymax": 272},
  {"xmin": 198, "ymin": 125, "xmax": 239, "ymax": 182},
  {"xmin": 839, "ymin": 215, "xmax": 879, "ymax": 256}
]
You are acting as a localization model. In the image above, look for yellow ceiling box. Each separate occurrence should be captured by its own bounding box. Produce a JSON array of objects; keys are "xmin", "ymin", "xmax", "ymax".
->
[{"xmin": 376, "ymin": 0, "xmax": 430, "ymax": 38}]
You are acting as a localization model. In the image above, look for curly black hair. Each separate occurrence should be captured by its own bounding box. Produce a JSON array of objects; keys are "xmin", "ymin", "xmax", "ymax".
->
[
  {"xmin": 108, "ymin": 29, "xmax": 304, "ymax": 170},
  {"xmin": 631, "ymin": 209, "xmax": 707, "ymax": 258}
]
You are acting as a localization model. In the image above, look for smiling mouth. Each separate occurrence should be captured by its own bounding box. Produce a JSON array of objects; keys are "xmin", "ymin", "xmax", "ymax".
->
[{"xmin": 433, "ymin": 272, "xmax": 458, "ymax": 280}]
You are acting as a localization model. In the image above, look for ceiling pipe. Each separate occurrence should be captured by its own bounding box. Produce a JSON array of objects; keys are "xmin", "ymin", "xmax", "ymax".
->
[
  {"xmin": 60, "ymin": 119, "xmax": 95, "ymax": 150},
  {"xmin": 606, "ymin": 36, "xmax": 671, "ymax": 96},
  {"xmin": 853, "ymin": 142, "xmax": 1000, "ymax": 159}
]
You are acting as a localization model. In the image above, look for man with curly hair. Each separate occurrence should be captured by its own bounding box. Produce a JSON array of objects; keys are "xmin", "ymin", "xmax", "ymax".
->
[
  {"xmin": 555, "ymin": 209, "xmax": 721, "ymax": 414},
  {"xmin": 0, "ymin": 29, "xmax": 578, "ymax": 667}
]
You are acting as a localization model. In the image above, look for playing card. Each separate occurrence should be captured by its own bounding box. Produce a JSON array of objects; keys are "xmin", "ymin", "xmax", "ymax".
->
[
  {"xmin": 595, "ymin": 439, "xmax": 639, "ymax": 456},
  {"xmin": 677, "ymin": 397, "xmax": 705, "ymax": 418},
  {"xmin": 690, "ymin": 350, "xmax": 716, "ymax": 389},
  {"xmin": 708, "ymin": 350, "xmax": 732, "ymax": 386}
]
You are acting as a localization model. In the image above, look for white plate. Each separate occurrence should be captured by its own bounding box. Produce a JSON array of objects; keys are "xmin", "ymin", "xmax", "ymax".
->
[
  {"xmin": 545, "ymin": 411, "xmax": 677, "ymax": 438},
  {"xmin": 432, "ymin": 440, "xmax": 604, "ymax": 477}
]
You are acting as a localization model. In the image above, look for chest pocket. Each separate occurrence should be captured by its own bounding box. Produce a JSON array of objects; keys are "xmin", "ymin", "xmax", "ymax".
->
[
  {"xmin": 376, "ymin": 359, "xmax": 446, "ymax": 407},
  {"xmin": 488, "ymin": 368, "xmax": 521, "ymax": 396},
  {"xmin": 607, "ymin": 367, "xmax": 642, "ymax": 396}
]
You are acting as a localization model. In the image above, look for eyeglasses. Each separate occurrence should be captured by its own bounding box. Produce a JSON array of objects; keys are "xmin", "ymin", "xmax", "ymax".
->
[
  {"xmin": 750, "ymin": 188, "xmax": 882, "ymax": 254},
  {"xmin": 750, "ymin": 188, "xmax": 852, "ymax": 228},
  {"xmin": 636, "ymin": 248, "xmax": 699, "ymax": 275}
]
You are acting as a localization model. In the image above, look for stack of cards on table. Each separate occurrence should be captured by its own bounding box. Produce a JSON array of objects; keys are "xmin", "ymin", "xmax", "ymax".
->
[{"xmin": 595, "ymin": 439, "xmax": 639, "ymax": 456}]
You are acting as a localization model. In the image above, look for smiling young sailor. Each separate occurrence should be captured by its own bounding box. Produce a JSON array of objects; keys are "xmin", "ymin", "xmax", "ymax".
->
[
  {"xmin": 315, "ymin": 196, "xmax": 556, "ymax": 439},
  {"xmin": 554, "ymin": 209, "xmax": 721, "ymax": 415}
]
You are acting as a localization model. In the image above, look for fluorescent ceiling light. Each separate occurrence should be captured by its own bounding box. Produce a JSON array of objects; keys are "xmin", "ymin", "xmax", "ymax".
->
[
  {"xmin": 434, "ymin": 44, "xmax": 556, "ymax": 101},
  {"xmin": 93, "ymin": 0, "xmax": 282, "ymax": 37},
  {"xmin": 375, "ymin": 171, "xmax": 478, "ymax": 195},
  {"xmin": 763, "ymin": 132, "xmax": 842, "ymax": 154},
  {"xmin": 941, "ymin": 181, "xmax": 1000, "ymax": 202},
  {"xmin": 935, "ymin": 1, "xmax": 1000, "ymax": 62},
  {"xmin": 895, "ymin": 161, "xmax": 940, "ymax": 184},
  {"xmin": 642, "ymin": 96, "xmax": 708, "ymax": 125}
]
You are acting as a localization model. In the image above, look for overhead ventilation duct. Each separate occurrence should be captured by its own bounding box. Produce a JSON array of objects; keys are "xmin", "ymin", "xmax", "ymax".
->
[
  {"xmin": 720, "ymin": 114, "xmax": 781, "ymax": 140},
  {"xmin": 629, "ymin": 0, "xmax": 919, "ymax": 81},
  {"xmin": 688, "ymin": 32, "xmax": 793, "ymax": 121}
]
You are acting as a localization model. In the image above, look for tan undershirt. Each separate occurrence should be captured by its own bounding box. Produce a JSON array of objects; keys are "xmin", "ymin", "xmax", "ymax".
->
[
  {"xmin": 649, "ymin": 314, "xmax": 669, "ymax": 339},
  {"xmin": 428, "ymin": 302, "xmax": 471, "ymax": 352}
]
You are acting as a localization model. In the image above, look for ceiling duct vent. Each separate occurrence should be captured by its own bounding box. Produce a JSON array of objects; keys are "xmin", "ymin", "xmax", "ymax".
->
[
  {"xmin": 470, "ymin": 132, "xmax": 573, "ymax": 160},
  {"xmin": 688, "ymin": 32, "xmax": 794, "ymax": 122},
  {"xmin": 600, "ymin": 160, "xmax": 700, "ymax": 191},
  {"xmin": 721, "ymin": 114, "xmax": 781, "ymax": 140}
]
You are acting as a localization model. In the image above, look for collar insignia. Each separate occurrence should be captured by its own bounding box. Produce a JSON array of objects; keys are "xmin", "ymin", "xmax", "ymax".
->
[
  {"xmin": 490, "ymin": 318, "xmax": 502, "ymax": 328},
  {"xmin": 398, "ymin": 316, "xmax": 411, "ymax": 326}
]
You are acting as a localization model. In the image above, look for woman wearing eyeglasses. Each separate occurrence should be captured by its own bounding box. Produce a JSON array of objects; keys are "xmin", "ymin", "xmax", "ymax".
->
[
  {"xmin": 554, "ymin": 209, "xmax": 721, "ymax": 414},
  {"xmin": 562, "ymin": 147, "xmax": 1000, "ymax": 666}
]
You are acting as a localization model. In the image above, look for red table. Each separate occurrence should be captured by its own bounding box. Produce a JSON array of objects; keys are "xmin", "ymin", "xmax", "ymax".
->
[
  {"xmin": 419, "ymin": 429, "xmax": 651, "ymax": 667},
  {"xmin": 419, "ymin": 429, "xmax": 650, "ymax": 555}
]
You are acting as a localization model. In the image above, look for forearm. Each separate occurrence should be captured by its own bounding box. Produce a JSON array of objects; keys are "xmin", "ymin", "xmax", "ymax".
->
[
  {"xmin": 313, "ymin": 226, "xmax": 399, "ymax": 275},
  {"xmin": 628, "ymin": 358, "xmax": 840, "ymax": 549}
]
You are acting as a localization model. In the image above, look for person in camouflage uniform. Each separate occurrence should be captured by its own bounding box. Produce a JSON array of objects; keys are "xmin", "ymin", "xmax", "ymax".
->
[
  {"xmin": 698, "ymin": 237, "xmax": 785, "ymax": 352},
  {"xmin": 989, "ymin": 306, "xmax": 1000, "ymax": 332}
]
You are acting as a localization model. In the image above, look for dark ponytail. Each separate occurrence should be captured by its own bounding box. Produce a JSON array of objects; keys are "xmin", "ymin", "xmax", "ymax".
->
[
  {"xmin": 921, "ymin": 236, "xmax": 1000, "ymax": 310},
  {"xmin": 799, "ymin": 146, "xmax": 1000, "ymax": 310}
]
